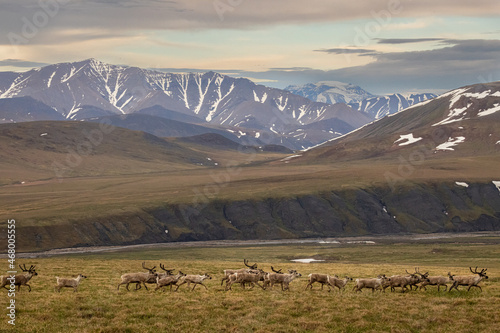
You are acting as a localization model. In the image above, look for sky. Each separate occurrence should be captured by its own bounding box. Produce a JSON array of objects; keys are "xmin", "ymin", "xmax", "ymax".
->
[{"xmin": 0, "ymin": 0, "xmax": 499, "ymax": 95}]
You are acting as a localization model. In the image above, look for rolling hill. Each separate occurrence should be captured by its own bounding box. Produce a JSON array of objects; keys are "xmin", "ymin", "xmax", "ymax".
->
[{"xmin": 0, "ymin": 121, "xmax": 219, "ymax": 184}]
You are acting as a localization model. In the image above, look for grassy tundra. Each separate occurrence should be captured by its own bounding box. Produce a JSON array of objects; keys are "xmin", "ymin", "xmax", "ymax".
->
[{"xmin": 1, "ymin": 237, "xmax": 499, "ymax": 333}]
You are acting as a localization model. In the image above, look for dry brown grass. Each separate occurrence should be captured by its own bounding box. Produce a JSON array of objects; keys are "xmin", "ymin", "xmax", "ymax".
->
[{"xmin": 1, "ymin": 240, "xmax": 499, "ymax": 332}]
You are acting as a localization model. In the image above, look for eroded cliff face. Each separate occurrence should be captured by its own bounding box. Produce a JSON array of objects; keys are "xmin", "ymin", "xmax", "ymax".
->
[{"xmin": 12, "ymin": 182, "xmax": 500, "ymax": 251}]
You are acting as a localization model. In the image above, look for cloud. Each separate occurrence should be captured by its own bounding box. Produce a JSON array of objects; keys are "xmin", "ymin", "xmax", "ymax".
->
[
  {"xmin": 325, "ymin": 39, "xmax": 500, "ymax": 93},
  {"xmin": 375, "ymin": 38, "xmax": 446, "ymax": 44},
  {"xmin": 314, "ymin": 48, "xmax": 376, "ymax": 54},
  {"xmin": 0, "ymin": 59, "xmax": 49, "ymax": 68},
  {"xmin": 1, "ymin": 0, "xmax": 499, "ymax": 43},
  {"xmin": 268, "ymin": 67, "xmax": 314, "ymax": 71},
  {"xmin": 244, "ymin": 39, "xmax": 500, "ymax": 94}
]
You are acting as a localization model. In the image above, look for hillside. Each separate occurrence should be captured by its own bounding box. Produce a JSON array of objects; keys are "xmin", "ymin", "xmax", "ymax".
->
[
  {"xmin": 84, "ymin": 113, "xmax": 245, "ymax": 142},
  {"xmin": 293, "ymin": 82, "xmax": 500, "ymax": 163},
  {"xmin": 0, "ymin": 121, "xmax": 220, "ymax": 184},
  {"xmin": 0, "ymin": 96, "xmax": 64, "ymax": 123}
]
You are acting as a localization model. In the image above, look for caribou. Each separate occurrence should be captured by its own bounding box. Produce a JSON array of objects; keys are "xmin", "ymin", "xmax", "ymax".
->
[
  {"xmin": 418, "ymin": 272, "xmax": 454, "ymax": 291},
  {"xmin": 327, "ymin": 275, "xmax": 353, "ymax": 292},
  {"xmin": 384, "ymin": 269, "xmax": 425, "ymax": 293},
  {"xmin": 175, "ymin": 273, "xmax": 212, "ymax": 291},
  {"xmin": 155, "ymin": 271, "xmax": 186, "ymax": 291},
  {"xmin": 305, "ymin": 273, "xmax": 338, "ymax": 291},
  {"xmin": 221, "ymin": 259, "xmax": 260, "ymax": 287},
  {"xmin": 353, "ymin": 275, "xmax": 388, "ymax": 293},
  {"xmin": 139, "ymin": 263, "xmax": 175, "ymax": 290},
  {"xmin": 267, "ymin": 269, "xmax": 302, "ymax": 291},
  {"xmin": 117, "ymin": 262, "xmax": 157, "ymax": 291},
  {"xmin": 225, "ymin": 269, "xmax": 266, "ymax": 291},
  {"xmin": 448, "ymin": 267, "xmax": 488, "ymax": 292},
  {"xmin": 55, "ymin": 274, "xmax": 87, "ymax": 292},
  {"xmin": 0, "ymin": 264, "xmax": 38, "ymax": 292}
]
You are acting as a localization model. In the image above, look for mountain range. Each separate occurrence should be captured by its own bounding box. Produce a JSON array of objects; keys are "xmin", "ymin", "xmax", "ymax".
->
[
  {"xmin": 0, "ymin": 59, "xmax": 439, "ymax": 150},
  {"xmin": 286, "ymin": 81, "xmax": 437, "ymax": 119},
  {"xmin": 0, "ymin": 59, "xmax": 375, "ymax": 149}
]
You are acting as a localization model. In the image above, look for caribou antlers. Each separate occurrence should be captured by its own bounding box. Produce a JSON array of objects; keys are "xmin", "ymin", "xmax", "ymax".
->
[
  {"xmin": 142, "ymin": 261, "xmax": 156, "ymax": 273},
  {"xmin": 160, "ymin": 263, "xmax": 175, "ymax": 275},
  {"xmin": 243, "ymin": 259, "xmax": 257, "ymax": 270},
  {"xmin": 20, "ymin": 264, "xmax": 36, "ymax": 273},
  {"xmin": 271, "ymin": 266, "xmax": 282, "ymax": 274},
  {"xmin": 470, "ymin": 267, "xmax": 487, "ymax": 276}
]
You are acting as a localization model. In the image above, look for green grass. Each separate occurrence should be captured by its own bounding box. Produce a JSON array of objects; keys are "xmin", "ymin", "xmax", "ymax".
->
[{"xmin": 2, "ymin": 238, "xmax": 499, "ymax": 332}]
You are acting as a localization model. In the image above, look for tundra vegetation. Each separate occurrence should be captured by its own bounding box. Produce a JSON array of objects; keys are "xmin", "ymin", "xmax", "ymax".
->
[{"xmin": 1, "ymin": 237, "xmax": 499, "ymax": 332}]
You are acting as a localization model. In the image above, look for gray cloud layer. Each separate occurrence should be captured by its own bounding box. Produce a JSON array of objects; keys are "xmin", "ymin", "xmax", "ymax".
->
[
  {"xmin": 0, "ymin": 59, "xmax": 49, "ymax": 67},
  {"xmin": 1, "ymin": 1, "xmax": 499, "ymax": 94},
  {"xmin": 315, "ymin": 48, "xmax": 376, "ymax": 54},
  {"xmin": 243, "ymin": 39, "xmax": 500, "ymax": 94},
  {"xmin": 1, "ymin": 0, "xmax": 499, "ymax": 45}
]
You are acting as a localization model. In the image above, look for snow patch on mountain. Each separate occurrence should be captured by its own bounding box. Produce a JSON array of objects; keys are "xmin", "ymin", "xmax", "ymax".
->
[
  {"xmin": 432, "ymin": 87, "xmax": 500, "ymax": 126},
  {"xmin": 478, "ymin": 103, "xmax": 500, "ymax": 117},
  {"xmin": 253, "ymin": 90, "xmax": 267, "ymax": 103},
  {"xmin": 394, "ymin": 133, "xmax": 422, "ymax": 146},
  {"xmin": 435, "ymin": 136, "xmax": 465, "ymax": 151}
]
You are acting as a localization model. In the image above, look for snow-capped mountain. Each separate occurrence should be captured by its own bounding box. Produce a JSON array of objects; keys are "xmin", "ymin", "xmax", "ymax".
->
[
  {"xmin": 286, "ymin": 81, "xmax": 437, "ymax": 120},
  {"xmin": 286, "ymin": 81, "xmax": 374, "ymax": 105},
  {"xmin": 0, "ymin": 59, "xmax": 373, "ymax": 149},
  {"xmin": 297, "ymin": 81, "xmax": 500, "ymax": 161},
  {"xmin": 348, "ymin": 93, "xmax": 438, "ymax": 119}
]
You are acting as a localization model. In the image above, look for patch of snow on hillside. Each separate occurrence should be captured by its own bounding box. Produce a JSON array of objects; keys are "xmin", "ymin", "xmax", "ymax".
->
[
  {"xmin": 433, "ymin": 88, "xmax": 500, "ymax": 125},
  {"xmin": 477, "ymin": 103, "xmax": 500, "ymax": 117},
  {"xmin": 281, "ymin": 154, "xmax": 302, "ymax": 162},
  {"xmin": 387, "ymin": 96, "xmax": 433, "ymax": 117},
  {"xmin": 463, "ymin": 90, "xmax": 491, "ymax": 99},
  {"xmin": 433, "ymin": 105, "xmax": 470, "ymax": 126},
  {"xmin": 435, "ymin": 136, "xmax": 465, "ymax": 151},
  {"xmin": 394, "ymin": 133, "xmax": 422, "ymax": 146},
  {"xmin": 291, "ymin": 258, "xmax": 325, "ymax": 263},
  {"xmin": 455, "ymin": 182, "xmax": 469, "ymax": 187},
  {"xmin": 493, "ymin": 181, "xmax": 500, "ymax": 193}
]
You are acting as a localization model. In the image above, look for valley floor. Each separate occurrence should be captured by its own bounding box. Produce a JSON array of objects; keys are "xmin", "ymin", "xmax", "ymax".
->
[
  {"xmin": 1, "ymin": 235, "xmax": 499, "ymax": 332},
  {"xmin": 8, "ymin": 231, "xmax": 500, "ymax": 259}
]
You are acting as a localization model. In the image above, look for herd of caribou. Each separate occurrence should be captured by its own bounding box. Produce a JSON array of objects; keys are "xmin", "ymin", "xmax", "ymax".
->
[{"xmin": 0, "ymin": 260, "xmax": 489, "ymax": 294}]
